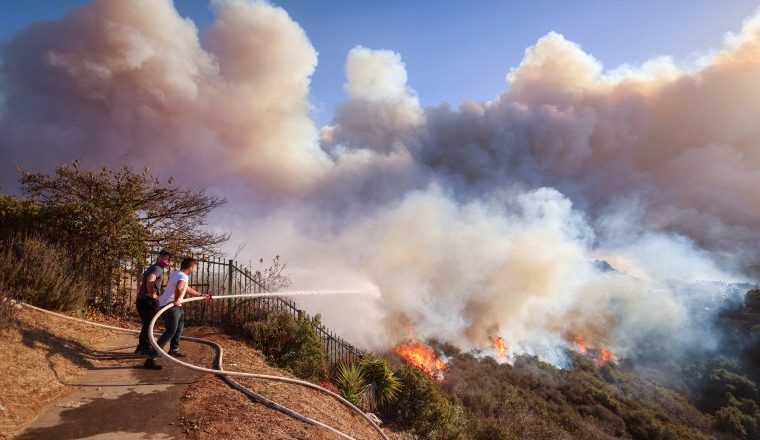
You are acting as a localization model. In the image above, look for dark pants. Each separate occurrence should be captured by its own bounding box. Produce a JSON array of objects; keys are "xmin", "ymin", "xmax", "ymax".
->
[
  {"xmin": 136, "ymin": 298, "xmax": 158, "ymax": 352},
  {"xmin": 148, "ymin": 306, "xmax": 184, "ymax": 360}
]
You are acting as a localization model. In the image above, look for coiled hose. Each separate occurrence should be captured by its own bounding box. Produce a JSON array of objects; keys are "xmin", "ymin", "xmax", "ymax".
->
[{"xmin": 23, "ymin": 295, "xmax": 389, "ymax": 440}]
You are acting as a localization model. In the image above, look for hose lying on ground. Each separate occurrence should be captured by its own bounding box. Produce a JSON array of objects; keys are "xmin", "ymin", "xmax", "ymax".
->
[{"xmin": 22, "ymin": 295, "xmax": 388, "ymax": 440}]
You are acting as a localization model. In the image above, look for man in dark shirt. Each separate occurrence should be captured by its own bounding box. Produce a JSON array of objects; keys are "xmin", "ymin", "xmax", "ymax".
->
[{"xmin": 135, "ymin": 249, "xmax": 171, "ymax": 354}]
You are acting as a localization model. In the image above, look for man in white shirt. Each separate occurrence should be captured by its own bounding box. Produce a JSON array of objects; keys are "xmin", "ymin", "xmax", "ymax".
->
[{"xmin": 144, "ymin": 257, "xmax": 212, "ymax": 370}]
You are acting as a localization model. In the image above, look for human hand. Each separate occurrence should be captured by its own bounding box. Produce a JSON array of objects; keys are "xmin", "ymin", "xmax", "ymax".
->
[
  {"xmin": 204, "ymin": 292, "xmax": 213, "ymax": 301},
  {"xmin": 173, "ymin": 299, "xmax": 182, "ymax": 307}
]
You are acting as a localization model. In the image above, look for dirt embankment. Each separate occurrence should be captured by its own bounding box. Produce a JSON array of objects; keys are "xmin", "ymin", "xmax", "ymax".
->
[
  {"xmin": 179, "ymin": 330, "xmax": 414, "ymax": 440},
  {"xmin": 1, "ymin": 308, "xmax": 413, "ymax": 440},
  {"xmin": 0, "ymin": 306, "xmax": 116, "ymax": 437}
]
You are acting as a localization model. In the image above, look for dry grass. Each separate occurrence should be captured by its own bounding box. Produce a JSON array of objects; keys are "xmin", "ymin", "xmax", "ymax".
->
[
  {"xmin": 179, "ymin": 329, "xmax": 414, "ymax": 440},
  {"xmin": 0, "ymin": 307, "xmax": 115, "ymax": 438}
]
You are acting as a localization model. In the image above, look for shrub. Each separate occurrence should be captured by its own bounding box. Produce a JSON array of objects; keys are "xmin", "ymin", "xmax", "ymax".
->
[
  {"xmin": 472, "ymin": 419, "xmax": 517, "ymax": 440},
  {"xmin": 360, "ymin": 357, "xmax": 401, "ymax": 406},
  {"xmin": 591, "ymin": 389, "xmax": 621, "ymax": 414},
  {"xmin": 242, "ymin": 311, "xmax": 294, "ymax": 357},
  {"xmin": 242, "ymin": 311, "xmax": 328, "ymax": 382},
  {"xmin": 0, "ymin": 276, "xmax": 18, "ymax": 331},
  {"xmin": 715, "ymin": 405, "xmax": 747, "ymax": 438},
  {"xmin": 709, "ymin": 369, "xmax": 757, "ymax": 401},
  {"xmin": 0, "ymin": 235, "xmax": 86, "ymax": 310},
  {"xmin": 385, "ymin": 364, "xmax": 467, "ymax": 440},
  {"xmin": 335, "ymin": 362, "xmax": 366, "ymax": 407},
  {"xmin": 579, "ymin": 404, "xmax": 626, "ymax": 436}
]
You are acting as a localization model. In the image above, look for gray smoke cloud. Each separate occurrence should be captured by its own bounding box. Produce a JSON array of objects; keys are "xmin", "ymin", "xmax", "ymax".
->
[
  {"xmin": 323, "ymin": 25, "xmax": 760, "ymax": 270},
  {"xmin": 1, "ymin": 0, "xmax": 757, "ymax": 363}
]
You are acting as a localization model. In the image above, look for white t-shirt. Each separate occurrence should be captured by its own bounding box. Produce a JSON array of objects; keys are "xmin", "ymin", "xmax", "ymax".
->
[{"xmin": 159, "ymin": 270, "xmax": 190, "ymax": 307}]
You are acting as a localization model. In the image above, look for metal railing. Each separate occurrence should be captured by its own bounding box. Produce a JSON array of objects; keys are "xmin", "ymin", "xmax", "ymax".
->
[{"xmin": 112, "ymin": 252, "xmax": 364, "ymax": 366}]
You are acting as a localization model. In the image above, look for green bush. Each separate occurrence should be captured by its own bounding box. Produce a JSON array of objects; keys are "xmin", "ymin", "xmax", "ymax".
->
[
  {"xmin": 0, "ymin": 235, "xmax": 86, "ymax": 310},
  {"xmin": 360, "ymin": 357, "xmax": 401, "ymax": 406},
  {"xmin": 242, "ymin": 311, "xmax": 327, "ymax": 382},
  {"xmin": 385, "ymin": 364, "xmax": 467, "ymax": 440},
  {"xmin": 335, "ymin": 362, "xmax": 366, "ymax": 407}
]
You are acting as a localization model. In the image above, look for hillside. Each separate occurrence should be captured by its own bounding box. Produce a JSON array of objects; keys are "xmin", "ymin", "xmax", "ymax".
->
[{"xmin": 386, "ymin": 289, "xmax": 760, "ymax": 440}]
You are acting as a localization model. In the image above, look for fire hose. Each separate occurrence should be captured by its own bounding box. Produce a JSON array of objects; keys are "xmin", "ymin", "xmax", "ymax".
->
[{"xmin": 22, "ymin": 293, "xmax": 389, "ymax": 440}]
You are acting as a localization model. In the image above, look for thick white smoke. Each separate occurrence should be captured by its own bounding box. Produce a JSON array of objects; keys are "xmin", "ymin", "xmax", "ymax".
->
[
  {"xmin": 0, "ymin": 0, "xmax": 329, "ymax": 194},
  {"xmin": 1, "ymin": 0, "xmax": 757, "ymax": 363}
]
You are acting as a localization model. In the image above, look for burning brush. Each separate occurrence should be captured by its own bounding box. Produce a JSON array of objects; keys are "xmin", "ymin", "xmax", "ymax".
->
[
  {"xmin": 394, "ymin": 324, "xmax": 448, "ymax": 381},
  {"xmin": 490, "ymin": 335, "xmax": 512, "ymax": 364},
  {"xmin": 573, "ymin": 337, "xmax": 615, "ymax": 365}
]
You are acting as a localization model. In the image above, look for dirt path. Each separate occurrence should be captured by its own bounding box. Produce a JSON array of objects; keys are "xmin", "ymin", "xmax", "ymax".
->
[{"xmin": 17, "ymin": 333, "xmax": 211, "ymax": 440}]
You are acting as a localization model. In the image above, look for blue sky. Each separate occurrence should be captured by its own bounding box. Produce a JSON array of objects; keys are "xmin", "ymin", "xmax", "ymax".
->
[{"xmin": 2, "ymin": 0, "xmax": 759, "ymax": 126}]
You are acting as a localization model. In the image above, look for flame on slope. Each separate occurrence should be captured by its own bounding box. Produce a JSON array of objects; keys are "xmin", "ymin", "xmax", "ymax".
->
[
  {"xmin": 394, "ymin": 324, "xmax": 447, "ymax": 381},
  {"xmin": 573, "ymin": 337, "xmax": 615, "ymax": 365},
  {"xmin": 490, "ymin": 335, "xmax": 510, "ymax": 364},
  {"xmin": 574, "ymin": 338, "xmax": 588, "ymax": 354}
]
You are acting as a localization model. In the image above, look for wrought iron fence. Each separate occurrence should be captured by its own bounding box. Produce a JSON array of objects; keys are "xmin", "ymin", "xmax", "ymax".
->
[{"xmin": 112, "ymin": 252, "xmax": 364, "ymax": 366}]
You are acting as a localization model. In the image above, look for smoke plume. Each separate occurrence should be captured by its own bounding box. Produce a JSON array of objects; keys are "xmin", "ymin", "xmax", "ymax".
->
[
  {"xmin": 0, "ymin": 0, "xmax": 329, "ymax": 194},
  {"xmin": 1, "ymin": 0, "xmax": 758, "ymax": 362}
]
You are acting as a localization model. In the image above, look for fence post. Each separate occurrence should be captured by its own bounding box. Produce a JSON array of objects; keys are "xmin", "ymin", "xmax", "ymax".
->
[{"xmin": 226, "ymin": 259, "xmax": 234, "ymax": 326}]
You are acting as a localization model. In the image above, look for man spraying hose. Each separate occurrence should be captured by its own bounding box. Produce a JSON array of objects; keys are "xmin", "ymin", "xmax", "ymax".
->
[
  {"xmin": 144, "ymin": 257, "xmax": 212, "ymax": 370},
  {"xmin": 134, "ymin": 249, "xmax": 171, "ymax": 355}
]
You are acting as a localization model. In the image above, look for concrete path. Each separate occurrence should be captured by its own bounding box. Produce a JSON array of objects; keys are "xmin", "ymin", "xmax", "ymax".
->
[{"xmin": 17, "ymin": 333, "xmax": 208, "ymax": 440}]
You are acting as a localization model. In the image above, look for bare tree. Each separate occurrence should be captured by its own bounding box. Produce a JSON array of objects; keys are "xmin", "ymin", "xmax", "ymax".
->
[
  {"xmin": 5, "ymin": 161, "xmax": 229, "ymax": 309},
  {"xmin": 20, "ymin": 161, "xmax": 228, "ymax": 257},
  {"xmin": 254, "ymin": 255, "xmax": 293, "ymax": 291}
]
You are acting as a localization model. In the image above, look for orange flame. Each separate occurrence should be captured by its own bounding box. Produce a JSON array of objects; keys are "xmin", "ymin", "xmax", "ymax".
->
[
  {"xmin": 395, "ymin": 323, "xmax": 447, "ymax": 381},
  {"xmin": 490, "ymin": 336, "xmax": 509, "ymax": 363},
  {"xmin": 573, "ymin": 337, "xmax": 614, "ymax": 365},
  {"xmin": 599, "ymin": 349, "xmax": 613, "ymax": 364},
  {"xmin": 574, "ymin": 338, "xmax": 588, "ymax": 354}
]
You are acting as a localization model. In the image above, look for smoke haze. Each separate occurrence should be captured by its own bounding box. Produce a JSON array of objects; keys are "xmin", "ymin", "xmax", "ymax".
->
[{"xmin": 1, "ymin": 0, "xmax": 758, "ymax": 362}]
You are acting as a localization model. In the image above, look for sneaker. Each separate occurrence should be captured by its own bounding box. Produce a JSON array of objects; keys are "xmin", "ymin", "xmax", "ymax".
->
[
  {"xmin": 143, "ymin": 359, "xmax": 163, "ymax": 370},
  {"xmin": 168, "ymin": 350, "xmax": 186, "ymax": 358}
]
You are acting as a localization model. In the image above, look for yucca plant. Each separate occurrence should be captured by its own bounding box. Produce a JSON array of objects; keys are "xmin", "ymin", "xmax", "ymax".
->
[
  {"xmin": 360, "ymin": 357, "xmax": 402, "ymax": 406},
  {"xmin": 335, "ymin": 362, "xmax": 366, "ymax": 407}
]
